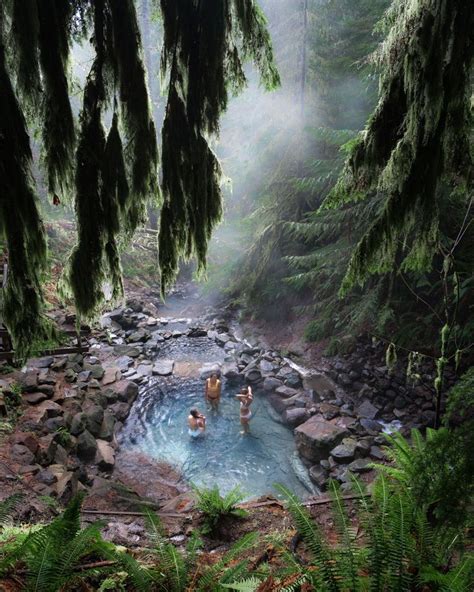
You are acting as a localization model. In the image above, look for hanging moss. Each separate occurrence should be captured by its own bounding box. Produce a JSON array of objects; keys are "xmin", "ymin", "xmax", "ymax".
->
[
  {"xmin": 158, "ymin": 0, "xmax": 280, "ymax": 293},
  {"xmin": 37, "ymin": 0, "xmax": 75, "ymax": 197},
  {"xmin": 0, "ymin": 10, "xmax": 56, "ymax": 359},
  {"xmin": 326, "ymin": 0, "xmax": 474, "ymax": 294}
]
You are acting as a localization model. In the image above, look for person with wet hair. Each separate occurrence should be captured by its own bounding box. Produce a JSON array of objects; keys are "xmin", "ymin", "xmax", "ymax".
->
[
  {"xmin": 205, "ymin": 372, "xmax": 221, "ymax": 411},
  {"xmin": 236, "ymin": 385, "xmax": 253, "ymax": 434},
  {"xmin": 188, "ymin": 408, "xmax": 206, "ymax": 438}
]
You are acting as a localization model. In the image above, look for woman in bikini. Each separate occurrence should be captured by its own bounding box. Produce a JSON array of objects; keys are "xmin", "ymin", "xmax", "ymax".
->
[
  {"xmin": 236, "ymin": 386, "xmax": 253, "ymax": 434},
  {"xmin": 188, "ymin": 408, "xmax": 206, "ymax": 438},
  {"xmin": 205, "ymin": 373, "xmax": 221, "ymax": 411}
]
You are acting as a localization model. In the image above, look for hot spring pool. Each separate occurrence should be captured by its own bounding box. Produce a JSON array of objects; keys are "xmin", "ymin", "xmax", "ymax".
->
[{"xmin": 120, "ymin": 378, "xmax": 315, "ymax": 499}]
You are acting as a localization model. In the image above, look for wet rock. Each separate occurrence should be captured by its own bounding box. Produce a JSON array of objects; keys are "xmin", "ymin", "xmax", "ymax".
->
[
  {"xmin": 12, "ymin": 444, "xmax": 35, "ymax": 465},
  {"xmin": 357, "ymin": 400, "xmax": 379, "ymax": 420},
  {"xmin": 359, "ymin": 418, "xmax": 383, "ymax": 434},
  {"xmin": 330, "ymin": 438, "xmax": 357, "ymax": 463},
  {"xmin": 263, "ymin": 377, "xmax": 284, "ymax": 392},
  {"xmin": 116, "ymin": 356, "xmax": 133, "ymax": 372},
  {"xmin": 153, "ymin": 360, "xmax": 174, "ymax": 376},
  {"xmin": 113, "ymin": 345, "xmax": 141, "ymax": 358},
  {"xmin": 282, "ymin": 407, "xmax": 309, "ymax": 427},
  {"xmin": 77, "ymin": 430, "xmax": 98, "ymax": 462},
  {"xmin": 95, "ymin": 440, "xmax": 115, "ymax": 471},
  {"xmin": 275, "ymin": 385, "xmax": 298, "ymax": 398},
  {"xmin": 295, "ymin": 417, "xmax": 348, "ymax": 463},
  {"xmin": 136, "ymin": 363, "xmax": 153, "ymax": 377},
  {"xmin": 103, "ymin": 367, "xmax": 120, "ymax": 385},
  {"xmin": 24, "ymin": 392, "xmax": 48, "ymax": 405},
  {"xmin": 113, "ymin": 380, "xmax": 139, "ymax": 404}
]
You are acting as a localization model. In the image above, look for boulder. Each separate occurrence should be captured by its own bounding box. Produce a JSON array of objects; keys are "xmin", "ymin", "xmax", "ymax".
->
[
  {"xmin": 37, "ymin": 384, "xmax": 55, "ymax": 397},
  {"xmin": 116, "ymin": 356, "xmax": 133, "ymax": 372},
  {"xmin": 109, "ymin": 402, "xmax": 130, "ymax": 422},
  {"xmin": 259, "ymin": 359, "xmax": 276, "ymax": 375},
  {"xmin": 359, "ymin": 418, "xmax": 383, "ymax": 434},
  {"xmin": 348, "ymin": 458, "xmax": 372, "ymax": 473},
  {"xmin": 44, "ymin": 417, "xmax": 66, "ymax": 433},
  {"xmin": 34, "ymin": 356, "xmax": 54, "ymax": 369},
  {"xmin": 282, "ymin": 407, "xmax": 309, "ymax": 427},
  {"xmin": 36, "ymin": 401, "xmax": 62, "ymax": 420},
  {"xmin": 295, "ymin": 417, "xmax": 348, "ymax": 463},
  {"xmin": 188, "ymin": 327, "xmax": 207, "ymax": 337},
  {"xmin": 113, "ymin": 380, "xmax": 139, "ymax": 404},
  {"xmin": 128, "ymin": 329, "xmax": 148, "ymax": 343},
  {"xmin": 244, "ymin": 368, "xmax": 262, "ymax": 383},
  {"xmin": 330, "ymin": 438, "xmax": 357, "ymax": 463},
  {"xmin": 99, "ymin": 411, "xmax": 115, "ymax": 441},
  {"xmin": 95, "ymin": 440, "xmax": 115, "ymax": 471},
  {"xmin": 303, "ymin": 373, "xmax": 337, "ymax": 397},
  {"xmin": 76, "ymin": 430, "xmax": 98, "ymax": 462},
  {"xmin": 84, "ymin": 364, "xmax": 105, "ymax": 380},
  {"xmin": 0, "ymin": 392, "xmax": 6, "ymax": 417},
  {"xmin": 152, "ymin": 360, "xmax": 175, "ymax": 376},
  {"xmin": 309, "ymin": 465, "xmax": 328, "ymax": 490},
  {"xmin": 49, "ymin": 465, "xmax": 79, "ymax": 502},
  {"xmin": 221, "ymin": 362, "xmax": 240, "ymax": 380},
  {"xmin": 36, "ymin": 435, "xmax": 58, "ymax": 466},
  {"xmin": 18, "ymin": 370, "xmax": 38, "ymax": 392},
  {"xmin": 12, "ymin": 432, "xmax": 39, "ymax": 454},
  {"xmin": 263, "ymin": 377, "xmax": 284, "ymax": 392},
  {"xmin": 11, "ymin": 444, "xmax": 35, "ymax": 465},
  {"xmin": 136, "ymin": 363, "xmax": 153, "ymax": 377},
  {"xmin": 370, "ymin": 445, "xmax": 385, "ymax": 460},
  {"xmin": 36, "ymin": 468, "xmax": 57, "ymax": 486},
  {"xmin": 358, "ymin": 400, "xmax": 379, "ymax": 420},
  {"xmin": 319, "ymin": 402, "xmax": 340, "ymax": 420}
]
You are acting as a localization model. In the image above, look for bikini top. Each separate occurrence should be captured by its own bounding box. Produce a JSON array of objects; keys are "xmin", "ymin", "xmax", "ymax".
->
[{"xmin": 207, "ymin": 379, "xmax": 220, "ymax": 393}]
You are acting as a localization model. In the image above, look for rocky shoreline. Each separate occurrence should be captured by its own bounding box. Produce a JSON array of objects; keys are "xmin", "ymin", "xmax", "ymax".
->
[{"xmin": 0, "ymin": 286, "xmax": 454, "ymax": 514}]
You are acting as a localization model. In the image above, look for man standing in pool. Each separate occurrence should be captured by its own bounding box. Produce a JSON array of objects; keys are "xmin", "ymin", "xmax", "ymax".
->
[
  {"xmin": 205, "ymin": 373, "xmax": 221, "ymax": 411},
  {"xmin": 236, "ymin": 386, "xmax": 253, "ymax": 434},
  {"xmin": 188, "ymin": 409, "xmax": 206, "ymax": 438}
]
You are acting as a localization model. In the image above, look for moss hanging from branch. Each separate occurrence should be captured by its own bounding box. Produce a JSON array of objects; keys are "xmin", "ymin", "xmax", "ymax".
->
[
  {"xmin": 37, "ymin": 0, "xmax": 76, "ymax": 197},
  {"xmin": 326, "ymin": 0, "xmax": 474, "ymax": 294},
  {"xmin": 0, "ymin": 10, "xmax": 56, "ymax": 359},
  {"xmin": 158, "ymin": 0, "xmax": 280, "ymax": 292}
]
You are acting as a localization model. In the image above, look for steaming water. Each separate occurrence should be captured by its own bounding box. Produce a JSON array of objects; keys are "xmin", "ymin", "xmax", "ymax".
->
[{"xmin": 120, "ymin": 376, "xmax": 313, "ymax": 500}]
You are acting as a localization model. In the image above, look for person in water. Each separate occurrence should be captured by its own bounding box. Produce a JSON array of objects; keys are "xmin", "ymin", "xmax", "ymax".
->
[
  {"xmin": 236, "ymin": 386, "xmax": 253, "ymax": 434},
  {"xmin": 205, "ymin": 373, "xmax": 221, "ymax": 411},
  {"xmin": 188, "ymin": 408, "xmax": 206, "ymax": 438}
]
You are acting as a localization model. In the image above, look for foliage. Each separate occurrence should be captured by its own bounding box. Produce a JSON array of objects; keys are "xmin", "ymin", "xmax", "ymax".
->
[{"xmin": 193, "ymin": 484, "xmax": 248, "ymax": 535}]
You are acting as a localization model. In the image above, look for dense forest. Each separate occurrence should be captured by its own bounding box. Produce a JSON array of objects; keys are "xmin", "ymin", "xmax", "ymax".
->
[{"xmin": 0, "ymin": 0, "xmax": 473, "ymax": 591}]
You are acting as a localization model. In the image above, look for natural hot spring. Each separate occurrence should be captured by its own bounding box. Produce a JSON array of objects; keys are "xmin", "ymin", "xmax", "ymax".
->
[{"xmin": 120, "ymin": 377, "xmax": 315, "ymax": 499}]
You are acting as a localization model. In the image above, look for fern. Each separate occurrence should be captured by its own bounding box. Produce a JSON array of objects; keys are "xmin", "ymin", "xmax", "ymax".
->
[
  {"xmin": 193, "ymin": 484, "xmax": 248, "ymax": 535},
  {"xmin": 221, "ymin": 576, "xmax": 261, "ymax": 591},
  {"xmin": 0, "ymin": 494, "xmax": 24, "ymax": 526}
]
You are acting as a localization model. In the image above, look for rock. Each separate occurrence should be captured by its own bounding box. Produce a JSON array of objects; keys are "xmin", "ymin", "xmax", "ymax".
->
[
  {"xmin": 370, "ymin": 445, "xmax": 385, "ymax": 460},
  {"xmin": 109, "ymin": 402, "xmax": 130, "ymax": 422},
  {"xmin": 103, "ymin": 367, "xmax": 120, "ymax": 385},
  {"xmin": 49, "ymin": 465, "xmax": 78, "ymax": 502},
  {"xmin": 320, "ymin": 403, "xmax": 340, "ymax": 421},
  {"xmin": 36, "ymin": 435, "xmax": 58, "ymax": 466},
  {"xmin": 84, "ymin": 364, "xmax": 105, "ymax": 380},
  {"xmin": 136, "ymin": 363, "xmax": 153, "ymax": 377},
  {"xmin": 244, "ymin": 368, "xmax": 262, "ymax": 383},
  {"xmin": 199, "ymin": 363, "xmax": 221, "ymax": 379},
  {"xmin": 295, "ymin": 417, "xmax": 348, "ymax": 463},
  {"xmin": 34, "ymin": 356, "xmax": 54, "ymax": 369},
  {"xmin": 44, "ymin": 417, "xmax": 66, "ymax": 433},
  {"xmin": 76, "ymin": 430, "xmax": 98, "ymax": 462},
  {"xmin": 116, "ymin": 356, "xmax": 133, "ymax": 372},
  {"xmin": 152, "ymin": 360, "xmax": 175, "ymax": 376},
  {"xmin": 357, "ymin": 400, "xmax": 379, "ymax": 420},
  {"xmin": 0, "ymin": 392, "xmax": 6, "ymax": 417},
  {"xmin": 259, "ymin": 359, "xmax": 275, "ymax": 374},
  {"xmin": 24, "ymin": 392, "xmax": 48, "ymax": 405},
  {"xmin": 37, "ymin": 384, "xmax": 55, "ymax": 397},
  {"xmin": 113, "ymin": 380, "xmax": 139, "ymax": 404},
  {"xmin": 19, "ymin": 370, "xmax": 38, "ymax": 392},
  {"xmin": 99, "ymin": 411, "xmax": 115, "ymax": 441},
  {"xmin": 12, "ymin": 432, "xmax": 39, "ymax": 454},
  {"xmin": 359, "ymin": 418, "xmax": 383, "ymax": 434},
  {"xmin": 85, "ymin": 405, "xmax": 104, "ymax": 437},
  {"xmin": 221, "ymin": 362, "xmax": 239, "ymax": 380},
  {"xmin": 70, "ymin": 413, "xmax": 87, "ymax": 436},
  {"xmin": 275, "ymin": 385, "xmax": 298, "ymax": 398},
  {"xmin": 51, "ymin": 358, "xmax": 67, "ymax": 371},
  {"xmin": 64, "ymin": 369, "xmax": 77, "ymax": 383},
  {"xmin": 285, "ymin": 372, "xmax": 302, "ymax": 388},
  {"xmin": 113, "ymin": 345, "xmax": 141, "ymax": 358},
  {"xmin": 188, "ymin": 327, "xmax": 207, "ymax": 337},
  {"xmin": 330, "ymin": 438, "xmax": 357, "ymax": 463},
  {"xmin": 128, "ymin": 329, "xmax": 148, "ymax": 343},
  {"xmin": 263, "ymin": 377, "xmax": 284, "ymax": 392},
  {"xmin": 348, "ymin": 458, "xmax": 372, "ymax": 473},
  {"xmin": 215, "ymin": 333, "xmax": 231, "ymax": 345},
  {"xmin": 355, "ymin": 439, "xmax": 372, "ymax": 456},
  {"xmin": 54, "ymin": 444, "xmax": 68, "ymax": 465},
  {"xmin": 36, "ymin": 400, "xmax": 62, "ymax": 420},
  {"xmin": 37, "ymin": 469, "xmax": 57, "ymax": 485},
  {"xmin": 282, "ymin": 407, "xmax": 309, "ymax": 427},
  {"xmin": 309, "ymin": 465, "xmax": 328, "ymax": 490},
  {"xmin": 95, "ymin": 440, "xmax": 115, "ymax": 471},
  {"xmin": 12, "ymin": 444, "xmax": 35, "ymax": 465},
  {"xmin": 303, "ymin": 372, "xmax": 335, "ymax": 396}
]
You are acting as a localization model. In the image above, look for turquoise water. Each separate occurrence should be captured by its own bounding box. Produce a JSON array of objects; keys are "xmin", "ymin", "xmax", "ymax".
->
[{"xmin": 120, "ymin": 377, "xmax": 314, "ymax": 499}]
